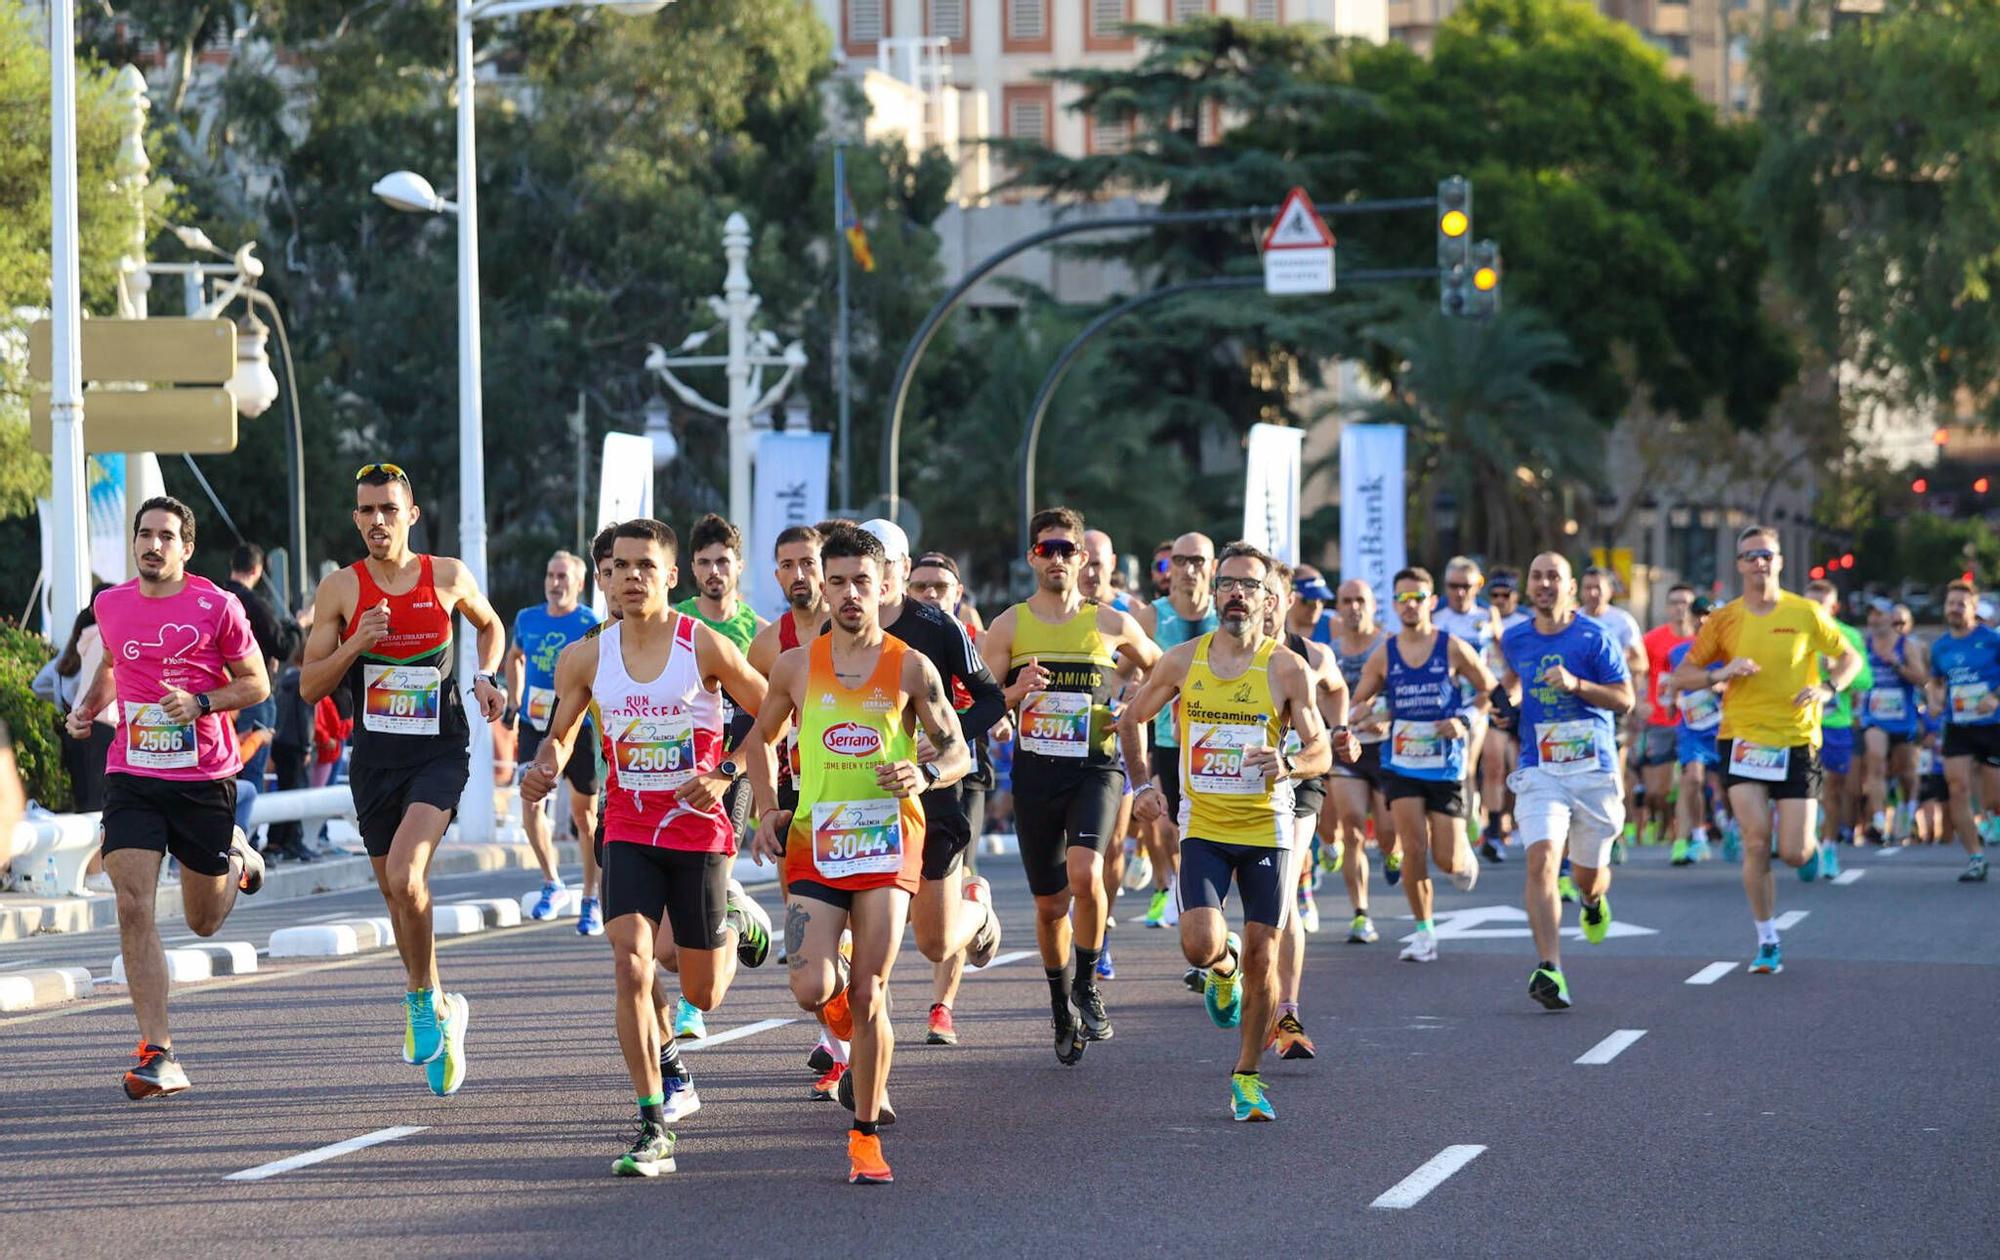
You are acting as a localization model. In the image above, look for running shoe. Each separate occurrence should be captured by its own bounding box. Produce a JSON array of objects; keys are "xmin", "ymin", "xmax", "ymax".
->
[
  {"xmin": 1689, "ymin": 835, "xmax": 1713, "ymax": 863},
  {"xmin": 1297, "ymin": 886, "xmax": 1321, "ymax": 934},
  {"xmin": 661, "ymin": 1074, "xmax": 701, "ymax": 1122},
  {"xmin": 1670, "ymin": 838, "xmax": 1692, "ymax": 867},
  {"xmin": 530, "ymin": 880, "xmax": 565, "ymax": 921},
  {"xmin": 1162, "ymin": 888, "xmax": 1181, "ymax": 927},
  {"xmin": 1073, "ymin": 979, "xmax": 1115, "ymax": 1041},
  {"xmin": 848, "ymin": 1130, "xmax": 893, "ymax": 1185},
  {"xmin": 403, "ymin": 988, "xmax": 443, "ymax": 1065},
  {"xmin": 1960, "ymin": 853, "xmax": 1989, "ymax": 883},
  {"xmin": 1579, "ymin": 895, "xmax": 1612, "ymax": 945},
  {"xmin": 807, "ymin": 1040, "xmax": 836, "ymax": 1076},
  {"xmin": 1609, "ymin": 837, "xmax": 1627, "ymax": 866},
  {"xmin": 1384, "ymin": 851, "xmax": 1403, "ymax": 887},
  {"xmin": 1123, "ymin": 847, "xmax": 1153, "ymax": 891},
  {"xmin": 726, "ymin": 879, "xmax": 772, "ymax": 967},
  {"xmin": 1053, "ymin": 997, "xmax": 1088, "ymax": 1066},
  {"xmin": 231, "ymin": 828, "xmax": 265, "ymax": 895},
  {"xmin": 963, "ymin": 876, "xmax": 1001, "ymax": 969},
  {"xmin": 1449, "ymin": 838, "xmax": 1479, "ymax": 892},
  {"xmin": 1528, "ymin": 964, "xmax": 1571, "ymax": 1011},
  {"xmin": 1230, "ymin": 1071, "xmax": 1275, "ymax": 1122},
  {"xmin": 1143, "ymin": 889, "xmax": 1169, "ymax": 927},
  {"xmin": 810, "ymin": 1062, "xmax": 848, "ymax": 1101},
  {"xmin": 673, "ymin": 997, "xmax": 707, "ymax": 1042},
  {"xmin": 1749, "ymin": 941, "xmax": 1784, "ymax": 975},
  {"xmin": 1322, "ymin": 842, "xmax": 1344, "ymax": 875},
  {"xmin": 927, "ymin": 1003, "xmax": 958, "ymax": 1045},
  {"xmin": 426, "ymin": 991, "xmax": 468, "ymax": 1096},
  {"xmin": 823, "ymin": 986, "xmax": 854, "ymax": 1041},
  {"xmin": 122, "ymin": 1042, "xmax": 190, "ymax": 1100},
  {"xmin": 612, "ymin": 1120, "xmax": 676, "ymax": 1177},
  {"xmin": 1205, "ymin": 933, "xmax": 1243, "ymax": 1029},
  {"xmin": 577, "ymin": 896, "xmax": 603, "ymax": 937},
  {"xmin": 1642, "ymin": 820, "xmax": 1662, "ymax": 847},
  {"xmin": 1821, "ymin": 843, "xmax": 1842, "ymax": 880},
  {"xmin": 1398, "ymin": 929, "xmax": 1438, "ymax": 963},
  {"xmin": 1347, "ymin": 913, "xmax": 1378, "ymax": 944},
  {"xmin": 1557, "ymin": 874, "xmax": 1580, "ymax": 904},
  {"xmin": 1797, "ymin": 847, "xmax": 1821, "ymax": 882},
  {"xmin": 1094, "ymin": 947, "xmax": 1116, "ymax": 980},
  {"xmin": 1722, "ymin": 823, "xmax": 1743, "ymax": 864},
  {"xmin": 1270, "ymin": 1011, "xmax": 1316, "ymax": 1060},
  {"xmin": 836, "ymin": 1066, "xmax": 897, "ymax": 1124},
  {"xmin": 1479, "ymin": 838, "xmax": 1506, "ymax": 864},
  {"xmin": 1182, "ymin": 966, "xmax": 1208, "ymax": 994}
]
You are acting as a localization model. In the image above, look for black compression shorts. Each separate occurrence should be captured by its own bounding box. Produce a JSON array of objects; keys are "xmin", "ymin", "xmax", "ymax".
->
[
  {"xmin": 601, "ymin": 842, "xmax": 732, "ymax": 949},
  {"xmin": 1013, "ymin": 766, "xmax": 1123, "ymax": 897}
]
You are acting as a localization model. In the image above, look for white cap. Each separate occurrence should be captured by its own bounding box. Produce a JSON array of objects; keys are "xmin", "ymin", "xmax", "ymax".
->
[{"xmin": 860, "ymin": 518, "xmax": 910, "ymax": 561}]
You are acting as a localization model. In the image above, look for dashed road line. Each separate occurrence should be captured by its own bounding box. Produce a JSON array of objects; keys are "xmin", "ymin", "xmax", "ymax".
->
[
  {"xmin": 1773, "ymin": 910, "xmax": 1810, "ymax": 931},
  {"xmin": 224, "ymin": 1125, "xmax": 427, "ymax": 1182},
  {"xmin": 1832, "ymin": 869, "xmax": 1865, "ymax": 886},
  {"xmin": 1575, "ymin": 1029, "xmax": 1647, "ymax": 1065},
  {"xmin": 1685, "ymin": 962, "xmax": 1737, "ymax": 986},
  {"xmin": 970, "ymin": 949, "xmax": 1034, "ymax": 972},
  {"xmin": 1371, "ymin": 1145, "xmax": 1486, "ymax": 1209},
  {"xmin": 680, "ymin": 1017, "xmax": 798, "ymax": 1050}
]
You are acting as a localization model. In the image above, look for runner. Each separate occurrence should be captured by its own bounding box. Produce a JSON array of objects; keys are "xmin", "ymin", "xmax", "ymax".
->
[
  {"xmin": 1288, "ymin": 566, "xmax": 1337, "ymax": 644},
  {"xmin": 1915, "ymin": 707, "xmax": 1949, "ymax": 845},
  {"xmin": 1578, "ymin": 566, "xmax": 1646, "ymax": 863},
  {"xmin": 300, "ymin": 463, "xmax": 508, "ymax": 1095},
  {"xmin": 1479, "ymin": 565, "xmax": 1529, "ymax": 858},
  {"xmin": 1150, "ymin": 540, "xmax": 1174, "ymax": 601},
  {"xmin": 1433, "ymin": 557, "xmax": 1504, "ymax": 860},
  {"xmin": 663, "ymin": 513, "xmax": 766, "ymax": 1042},
  {"xmin": 1135, "ymin": 532, "xmax": 1219, "ymax": 929},
  {"xmin": 1661, "ymin": 597, "xmax": 1725, "ymax": 864},
  {"xmin": 65, "ymin": 496, "xmax": 269, "ymax": 1098},
  {"xmin": 1927, "ymin": 580, "xmax": 2000, "ymax": 882},
  {"xmin": 1079, "ymin": 529, "xmax": 1137, "ymax": 981},
  {"xmin": 1670, "ymin": 525, "xmax": 1863, "ymax": 973},
  {"xmin": 506, "ymin": 549, "xmax": 602, "ymax": 932},
  {"xmin": 1118, "ymin": 542, "xmax": 1339, "ymax": 1121},
  {"xmin": 1859, "ymin": 597, "xmax": 1928, "ymax": 845},
  {"xmin": 746, "ymin": 523, "xmax": 973, "ymax": 1184},
  {"xmin": 1639, "ymin": 585, "xmax": 1697, "ymax": 863},
  {"xmin": 1326, "ymin": 578, "xmax": 1393, "ymax": 943},
  {"xmin": 1804, "ymin": 579, "xmax": 1873, "ymax": 879},
  {"xmin": 981, "ymin": 508, "xmax": 1159, "ymax": 1061},
  {"xmin": 523, "ymin": 517, "xmax": 774, "ymax": 1177},
  {"xmin": 1492, "ymin": 552, "xmax": 1635, "ymax": 1011},
  {"xmin": 1348, "ymin": 566, "xmax": 1496, "ymax": 963}
]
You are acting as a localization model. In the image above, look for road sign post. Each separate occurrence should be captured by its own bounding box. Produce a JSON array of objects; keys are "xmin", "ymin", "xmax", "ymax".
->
[{"xmin": 1261, "ymin": 187, "xmax": 1336, "ymax": 296}]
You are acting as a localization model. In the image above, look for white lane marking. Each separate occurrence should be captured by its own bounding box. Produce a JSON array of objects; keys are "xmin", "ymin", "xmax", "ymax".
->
[
  {"xmin": 1875, "ymin": 846, "xmax": 1903, "ymax": 857},
  {"xmin": 969, "ymin": 949, "xmax": 1034, "ymax": 972},
  {"xmin": 1371, "ymin": 1144, "xmax": 1487, "ymax": 1209},
  {"xmin": 1685, "ymin": 962, "xmax": 1737, "ymax": 986},
  {"xmin": 1832, "ymin": 869, "xmax": 1865, "ymax": 886},
  {"xmin": 224, "ymin": 1125, "xmax": 427, "ymax": 1181},
  {"xmin": 1575, "ymin": 1029, "xmax": 1647, "ymax": 1065},
  {"xmin": 1773, "ymin": 910, "xmax": 1810, "ymax": 931},
  {"xmin": 679, "ymin": 1017, "xmax": 797, "ymax": 1050}
]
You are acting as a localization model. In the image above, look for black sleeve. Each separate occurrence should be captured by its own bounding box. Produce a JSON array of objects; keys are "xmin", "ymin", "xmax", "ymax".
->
[{"xmin": 933, "ymin": 612, "xmax": 1005, "ymax": 744}]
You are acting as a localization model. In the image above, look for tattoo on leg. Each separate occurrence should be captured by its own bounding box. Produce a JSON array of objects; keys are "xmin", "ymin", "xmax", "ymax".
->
[{"xmin": 785, "ymin": 900, "xmax": 808, "ymax": 957}]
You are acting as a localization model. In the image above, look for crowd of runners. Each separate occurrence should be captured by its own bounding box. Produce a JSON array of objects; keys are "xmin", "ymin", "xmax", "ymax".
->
[{"xmin": 66, "ymin": 467, "xmax": 1998, "ymax": 1183}]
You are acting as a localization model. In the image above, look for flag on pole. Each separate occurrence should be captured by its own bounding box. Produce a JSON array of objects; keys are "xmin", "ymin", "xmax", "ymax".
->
[{"xmin": 836, "ymin": 148, "xmax": 876, "ymax": 273}]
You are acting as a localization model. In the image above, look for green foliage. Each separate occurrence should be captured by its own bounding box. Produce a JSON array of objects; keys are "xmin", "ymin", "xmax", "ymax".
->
[
  {"xmin": 0, "ymin": 622, "xmax": 69, "ymax": 811},
  {"xmin": 1748, "ymin": 0, "xmax": 2000, "ymax": 423}
]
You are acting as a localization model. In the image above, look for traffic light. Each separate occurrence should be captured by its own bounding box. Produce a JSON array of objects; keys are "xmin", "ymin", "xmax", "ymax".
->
[
  {"xmin": 1913, "ymin": 477, "xmax": 1929, "ymax": 494},
  {"xmin": 1467, "ymin": 239, "xmax": 1502, "ymax": 318},
  {"xmin": 1978, "ymin": 477, "xmax": 1991, "ymax": 495},
  {"xmin": 1438, "ymin": 176, "xmax": 1471, "ymax": 316}
]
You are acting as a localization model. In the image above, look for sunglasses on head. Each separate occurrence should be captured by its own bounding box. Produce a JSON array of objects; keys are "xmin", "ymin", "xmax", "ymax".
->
[
  {"xmin": 1031, "ymin": 539, "xmax": 1079, "ymax": 560},
  {"xmin": 1738, "ymin": 548, "xmax": 1776, "ymax": 563},
  {"xmin": 1394, "ymin": 590, "xmax": 1431, "ymax": 605},
  {"xmin": 356, "ymin": 461, "xmax": 408, "ymax": 482}
]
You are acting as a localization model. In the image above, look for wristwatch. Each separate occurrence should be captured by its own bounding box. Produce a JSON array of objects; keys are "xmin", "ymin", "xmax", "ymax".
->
[
  {"xmin": 919, "ymin": 761, "xmax": 943, "ymax": 787},
  {"xmin": 475, "ymin": 671, "xmax": 503, "ymax": 692},
  {"xmin": 717, "ymin": 758, "xmax": 742, "ymax": 781},
  {"xmin": 195, "ymin": 692, "xmax": 213, "ymax": 716}
]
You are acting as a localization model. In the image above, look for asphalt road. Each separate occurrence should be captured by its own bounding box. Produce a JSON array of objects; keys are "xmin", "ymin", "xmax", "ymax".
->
[{"xmin": 2, "ymin": 841, "xmax": 1994, "ymax": 1259}]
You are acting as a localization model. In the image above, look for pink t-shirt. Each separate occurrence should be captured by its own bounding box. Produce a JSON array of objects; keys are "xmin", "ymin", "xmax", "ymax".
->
[{"xmin": 94, "ymin": 576, "xmax": 256, "ymax": 781}]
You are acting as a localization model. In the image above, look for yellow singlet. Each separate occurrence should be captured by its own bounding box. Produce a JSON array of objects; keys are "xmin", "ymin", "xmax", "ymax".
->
[{"xmin": 1178, "ymin": 633, "xmax": 1293, "ymax": 848}]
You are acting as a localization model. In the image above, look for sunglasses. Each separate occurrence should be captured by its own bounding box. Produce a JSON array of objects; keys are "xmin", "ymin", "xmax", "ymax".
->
[
  {"xmin": 1171, "ymin": 554, "xmax": 1210, "ymax": 569},
  {"xmin": 1737, "ymin": 548, "xmax": 1776, "ymax": 563},
  {"xmin": 1394, "ymin": 590, "xmax": 1431, "ymax": 604},
  {"xmin": 1488, "ymin": 586, "xmax": 1516, "ymax": 596},
  {"xmin": 1154, "ymin": 557, "xmax": 1171, "ymax": 575},
  {"xmin": 356, "ymin": 461, "xmax": 408, "ymax": 482},
  {"xmin": 1031, "ymin": 539, "xmax": 1079, "ymax": 560},
  {"xmin": 1446, "ymin": 582, "xmax": 1475, "ymax": 592}
]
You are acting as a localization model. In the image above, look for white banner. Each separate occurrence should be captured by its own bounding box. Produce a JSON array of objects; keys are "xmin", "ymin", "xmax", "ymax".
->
[
  {"xmin": 593, "ymin": 432, "xmax": 656, "ymax": 616},
  {"xmin": 748, "ymin": 430, "xmax": 830, "ymax": 617},
  {"xmin": 1339, "ymin": 423, "xmax": 1406, "ymax": 605},
  {"xmin": 1242, "ymin": 423, "xmax": 1305, "ymax": 564}
]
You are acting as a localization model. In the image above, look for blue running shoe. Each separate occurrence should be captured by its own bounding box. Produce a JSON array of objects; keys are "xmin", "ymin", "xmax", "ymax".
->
[
  {"xmin": 1230, "ymin": 1071, "xmax": 1274, "ymax": 1122},
  {"xmin": 403, "ymin": 988, "xmax": 442, "ymax": 1065},
  {"xmin": 1820, "ymin": 843, "xmax": 1841, "ymax": 880},
  {"xmin": 426, "ymin": 992, "xmax": 468, "ymax": 1096},
  {"xmin": 1384, "ymin": 851, "xmax": 1402, "ymax": 887},
  {"xmin": 1722, "ymin": 823, "xmax": 1743, "ymax": 864},
  {"xmin": 530, "ymin": 880, "xmax": 564, "ymax": 921},
  {"xmin": 577, "ymin": 896, "xmax": 603, "ymax": 937},
  {"xmin": 1094, "ymin": 947, "xmax": 1115, "ymax": 981},
  {"xmin": 662, "ymin": 1073, "xmax": 701, "ymax": 1122},
  {"xmin": 1205, "ymin": 932, "xmax": 1243, "ymax": 1029},
  {"xmin": 1797, "ymin": 848, "xmax": 1821, "ymax": 882},
  {"xmin": 673, "ymin": 997, "xmax": 707, "ymax": 1041},
  {"xmin": 1749, "ymin": 941, "xmax": 1783, "ymax": 975}
]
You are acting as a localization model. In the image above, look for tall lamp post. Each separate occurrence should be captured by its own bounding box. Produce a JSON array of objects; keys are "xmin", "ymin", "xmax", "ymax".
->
[
  {"xmin": 45, "ymin": 0, "xmax": 90, "ymax": 646},
  {"xmin": 372, "ymin": 0, "xmax": 672, "ymax": 841}
]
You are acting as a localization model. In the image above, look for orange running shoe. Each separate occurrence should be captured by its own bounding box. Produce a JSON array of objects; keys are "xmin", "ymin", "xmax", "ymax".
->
[
  {"xmin": 926, "ymin": 1003, "xmax": 957, "ymax": 1045},
  {"xmin": 847, "ymin": 1130, "xmax": 893, "ymax": 1185},
  {"xmin": 1270, "ymin": 1011, "xmax": 1317, "ymax": 1061},
  {"xmin": 823, "ymin": 987, "xmax": 854, "ymax": 1041},
  {"xmin": 810, "ymin": 1062, "xmax": 847, "ymax": 1101}
]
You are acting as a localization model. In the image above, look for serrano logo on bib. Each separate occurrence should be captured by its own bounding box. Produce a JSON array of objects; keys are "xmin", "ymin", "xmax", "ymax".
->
[{"xmin": 823, "ymin": 721, "xmax": 882, "ymax": 758}]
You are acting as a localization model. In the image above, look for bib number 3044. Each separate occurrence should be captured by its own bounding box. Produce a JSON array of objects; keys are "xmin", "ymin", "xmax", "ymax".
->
[{"xmin": 811, "ymin": 798, "xmax": 903, "ymax": 880}]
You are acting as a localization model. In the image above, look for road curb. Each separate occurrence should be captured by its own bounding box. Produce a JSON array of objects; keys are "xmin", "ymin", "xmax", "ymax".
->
[{"xmin": 0, "ymin": 966, "xmax": 93, "ymax": 1011}]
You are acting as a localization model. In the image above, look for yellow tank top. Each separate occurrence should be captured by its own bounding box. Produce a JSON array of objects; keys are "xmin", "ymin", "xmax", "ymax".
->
[
  {"xmin": 1178, "ymin": 633, "xmax": 1293, "ymax": 848},
  {"xmin": 1008, "ymin": 599, "xmax": 1119, "ymax": 770}
]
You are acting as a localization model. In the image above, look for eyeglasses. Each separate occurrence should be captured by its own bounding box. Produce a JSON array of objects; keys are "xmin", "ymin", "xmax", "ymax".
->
[
  {"xmin": 909, "ymin": 579, "xmax": 956, "ymax": 597},
  {"xmin": 1170, "ymin": 554, "xmax": 1210, "ymax": 569},
  {"xmin": 356, "ymin": 462, "xmax": 408, "ymax": 482},
  {"xmin": 1394, "ymin": 590, "xmax": 1431, "ymax": 605},
  {"xmin": 1737, "ymin": 548, "xmax": 1776, "ymax": 563},
  {"xmin": 1488, "ymin": 586, "xmax": 1516, "ymax": 597},
  {"xmin": 1445, "ymin": 582, "xmax": 1474, "ymax": 592},
  {"xmin": 1030, "ymin": 539, "xmax": 1079, "ymax": 560},
  {"xmin": 1215, "ymin": 576, "xmax": 1265, "ymax": 595}
]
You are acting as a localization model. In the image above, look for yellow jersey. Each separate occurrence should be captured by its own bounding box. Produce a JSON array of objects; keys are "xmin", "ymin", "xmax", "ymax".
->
[
  {"xmin": 1683, "ymin": 591, "xmax": 1850, "ymax": 749},
  {"xmin": 1008, "ymin": 599, "xmax": 1120, "ymax": 771},
  {"xmin": 1177, "ymin": 633, "xmax": 1293, "ymax": 848}
]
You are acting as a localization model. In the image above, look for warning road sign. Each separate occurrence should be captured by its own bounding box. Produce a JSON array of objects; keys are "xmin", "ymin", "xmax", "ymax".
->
[{"xmin": 1262, "ymin": 187, "xmax": 1335, "ymax": 295}]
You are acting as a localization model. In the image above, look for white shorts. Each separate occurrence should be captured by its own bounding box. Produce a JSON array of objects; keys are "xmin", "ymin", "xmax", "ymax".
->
[{"xmin": 1508, "ymin": 764, "xmax": 1624, "ymax": 868}]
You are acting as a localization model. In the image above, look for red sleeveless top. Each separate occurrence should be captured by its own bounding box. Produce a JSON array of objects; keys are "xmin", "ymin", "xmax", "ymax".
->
[{"xmin": 341, "ymin": 555, "xmax": 466, "ymax": 766}]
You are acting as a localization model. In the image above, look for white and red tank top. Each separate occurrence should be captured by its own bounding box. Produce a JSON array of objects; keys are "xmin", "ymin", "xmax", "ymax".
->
[{"xmin": 595, "ymin": 613, "xmax": 731, "ymax": 852}]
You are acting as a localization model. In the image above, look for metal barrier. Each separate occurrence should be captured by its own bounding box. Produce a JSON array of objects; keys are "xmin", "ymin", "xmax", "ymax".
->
[{"xmin": 5, "ymin": 810, "xmax": 102, "ymax": 897}]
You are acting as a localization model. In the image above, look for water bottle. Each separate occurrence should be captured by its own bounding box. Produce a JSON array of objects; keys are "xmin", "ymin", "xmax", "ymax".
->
[{"xmin": 42, "ymin": 854, "xmax": 60, "ymax": 897}]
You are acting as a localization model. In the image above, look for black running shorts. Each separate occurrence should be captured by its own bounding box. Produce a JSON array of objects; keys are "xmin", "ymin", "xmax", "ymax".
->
[
  {"xmin": 601, "ymin": 842, "xmax": 732, "ymax": 949},
  {"xmin": 1012, "ymin": 766, "xmax": 1123, "ymax": 897},
  {"xmin": 1383, "ymin": 772, "xmax": 1466, "ymax": 818},
  {"xmin": 1942, "ymin": 722, "xmax": 2000, "ymax": 768},
  {"xmin": 350, "ymin": 751, "xmax": 470, "ymax": 858},
  {"xmin": 100, "ymin": 773, "xmax": 237, "ymax": 878},
  {"xmin": 1718, "ymin": 741, "xmax": 1822, "ymax": 801},
  {"xmin": 919, "ymin": 783, "xmax": 973, "ymax": 881}
]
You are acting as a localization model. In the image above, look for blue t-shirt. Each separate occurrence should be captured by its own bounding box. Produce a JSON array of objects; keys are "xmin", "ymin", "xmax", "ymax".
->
[
  {"xmin": 512, "ymin": 603, "xmax": 599, "ymax": 731},
  {"xmin": 1502, "ymin": 615, "xmax": 1628, "ymax": 775},
  {"xmin": 1930, "ymin": 625, "xmax": 2000, "ymax": 727}
]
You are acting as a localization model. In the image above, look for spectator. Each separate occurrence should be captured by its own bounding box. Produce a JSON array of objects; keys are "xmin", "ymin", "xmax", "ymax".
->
[
  {"xmin": 38, "ymin": 605, "xmax": 116, "ymax": 812},
  {"xmin": 0, "ymin": 720, "xmax": 21, "ymax": 882},
  {"xmin": 222, "ymin": 543, "xmax": 299, "ymax": 788},
  {"xmin": 310, "ymin": 691, "xmax": 351, "ymax": 789}
]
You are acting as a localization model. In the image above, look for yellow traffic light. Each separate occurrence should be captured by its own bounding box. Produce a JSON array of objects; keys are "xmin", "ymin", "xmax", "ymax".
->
[
  {"xmin": 1473, "ymin": 265, "xmax": 1498, "ymax": 292},
  {"xmin": 1440, "ymin": 209, "xmax": 1469, "ymax": 238}
]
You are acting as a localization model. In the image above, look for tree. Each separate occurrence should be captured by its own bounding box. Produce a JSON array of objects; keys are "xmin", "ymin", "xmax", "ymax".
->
[{"xmin": 1747, "ymin": 0, "xmax": 2000, "ymax": 425}]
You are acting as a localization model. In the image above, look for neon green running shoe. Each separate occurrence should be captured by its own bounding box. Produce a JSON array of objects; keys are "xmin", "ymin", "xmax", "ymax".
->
[
  {"xmin": 1579, "ymin": 894, "xmax": 1612, "ymax": 945},
  {"xmin": 1558, "ymin": 874, "xmax": 1580, "ymax": 903},
  {"xmin": 1384, "ymin": 851, "xmax": 1403, "ymax": 887},
  {"xmin": 1144, "ymin": 889, "xmax": 1169, "ymax": 927},
  {"xmin": 1205, "ymin": 932, "xmax": 1242, "ymax": 1029},
  {"xmin": 1670, "ymin": 838, "xmax": 1692, "ymax": 866},
  {"xmin": 1230, "ymin": 1071, "xmax": 1274, "ymax": 1122},
  {"xmin": 612, "ymin": 1120, "xmax": 676, "ymax": 1177},
  {"xmin": 1528, "ymin": 964, "xmax": 1571, "ymax": 1011},
  {"xmin": 426, "ymin": 991, "xmax": 468, "ymax": 1096}
]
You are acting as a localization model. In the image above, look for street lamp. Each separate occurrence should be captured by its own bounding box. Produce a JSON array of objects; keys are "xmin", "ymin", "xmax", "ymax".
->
[
  {"xmin": 371, "ymin": 0, "xmax": 673, "ymax": 842},
  {"xmin": 643, "ymin": 393, "xmax": 678, "ymax": 469},
  {"xmin": 229, "ymin": 315, "xmax": 281, "ymax": 419}
]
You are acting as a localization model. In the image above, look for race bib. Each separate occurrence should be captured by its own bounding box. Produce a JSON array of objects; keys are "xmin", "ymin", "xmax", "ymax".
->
[
  {"xmin": 1949, "ymin": 682, "xmax": 1994, "ymax": 724},
  {"xmin": 1865, "ymin": 688, "xmax": 1908, "ymax": 724},
  {"xmin": 1535, "ymin": 720, "xmax": 1600, "ymax": 775},
  {"xmin": 810, "ymin": 798, "xmax": 904, "ymax": 880},
  {"xmin": 1677, "ymin": 688, "xmax": 1722, "ymax": 733},
  {"xmin": 1728, "ymin": 740, "xmax": 1790, "ymax": 782},
  {"xmin": 1186, "ymin": 721, "xmax": 1267, "ymax": 796},
  {"xmin": 362, "ymin": 664, "xmax": 441, "ymax": 735},
  {"xmin": 1918, "ymin": 745, "xmax": 1941, "ymax": 776},
  {"xmin": 1389, "ymin": 719, "xmax": 1448, "ymax": 772},
  {"xmin": 123, "ymin": 701, "xmax": 197, "ymax": 770},
  {"xmin": 1019, "ymin": 690, "xmax": 1090, "ymax": 758},
  {"xmin": 611, "ymin": 714, "xmax": 697, "ymax": 792},
  {"xmin": 525, "ymin": 686, "xmax": 556, "ymax": 731}
]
